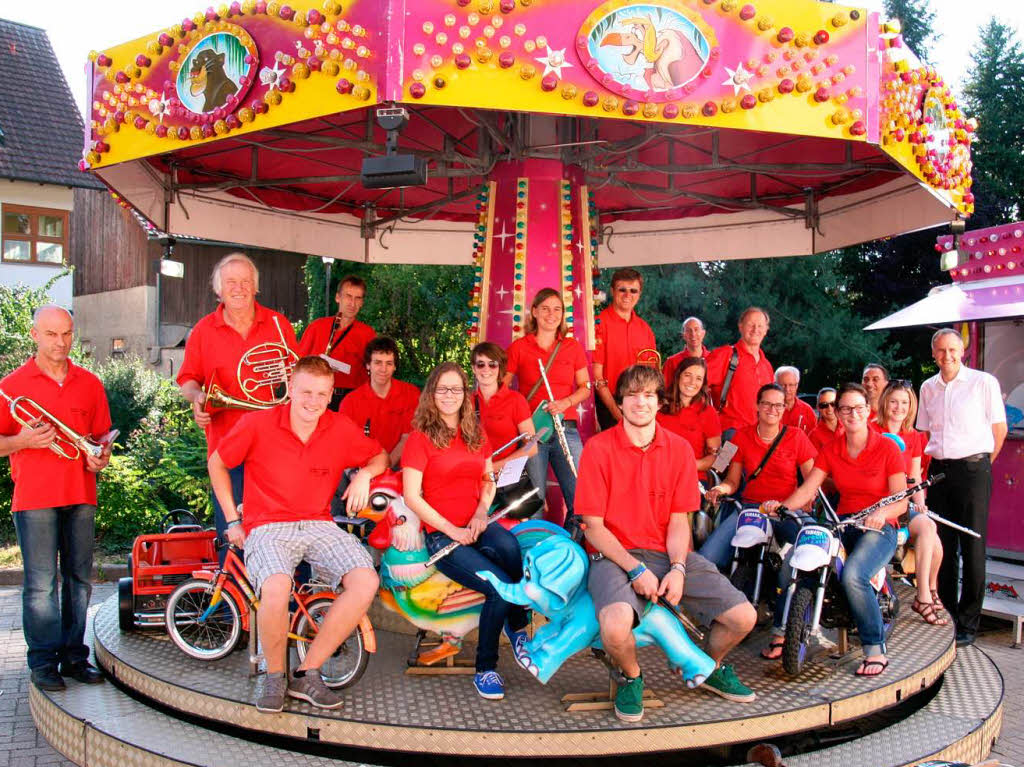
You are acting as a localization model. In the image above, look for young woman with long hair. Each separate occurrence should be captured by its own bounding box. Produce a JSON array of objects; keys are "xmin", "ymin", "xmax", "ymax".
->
[{"xmin": 658, "ymin": 356, "xmax": 722, "ymax": 476}]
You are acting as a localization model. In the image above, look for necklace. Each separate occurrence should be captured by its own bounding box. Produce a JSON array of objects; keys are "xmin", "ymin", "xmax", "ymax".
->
[
  {"xmin": 637, "ymin": 434, "xmax": 656, "ymax": 451},
  {"xmin": 756, "ymin": 424, "xmax": 777, "ymax": 441}
]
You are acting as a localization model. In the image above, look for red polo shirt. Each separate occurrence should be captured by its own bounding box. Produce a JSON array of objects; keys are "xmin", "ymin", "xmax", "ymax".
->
[
  {"xmin": 575, "ymin": 423, "xmax": 699, "ymax": 553},
  {"xmin": 808, "ymin": 420, "xmax": 843, "ymax": 451},
  {"xmin": 402, "ymin": 430, "xmax": 491, "ymax": 532},
  {"xmin": 889, "ymin": 428, "xmax": 924, "ymax": 476},
  {"xmin": 814, "ymin": 429, "xmax": 906, "ymax": 521},
  {"xmin": 474, "ymin": 387, "xmax": 531, "ymax": 460},
  {"xmin": 215, "ymin": 405, "xmax": 383, "ymax": 533},
  {"xmin": 594, "ymin": 306, "xmax": 656, "ymax": 394},
  {"xmin": 782, "ymin": 399, "xmax": 816, "ymax": 434},
  {"xmin": 506, "ymin": 334, "xmax": 589, "ymax": 421},
  {"xmin": 706, "ymin": 343, "xmax": 774, "ymax": 432},
  {"xmin": 0, "ymin": 359, "xmax": 111, "ymax": 512},
  {"xmin": 340, "ymin": 379, "xmax": 420, "ymax": 453},
  {"xmin": 729, "ymin": 425, "xmax": 817, "ymax": 503},
  {"xmin": 177, "ymin": 302, "xmax": 299, "ymax": 456},
  {"xmin": 297, "ymin": 317, "xmax": 375, "ymax": 390},
  {"xmin": 662, "ymin": 347, "xmax": 711, "ymax": 389},
  {"xmin": 656, "ymin": 401, "xmax": 721, "ymax": 464}
]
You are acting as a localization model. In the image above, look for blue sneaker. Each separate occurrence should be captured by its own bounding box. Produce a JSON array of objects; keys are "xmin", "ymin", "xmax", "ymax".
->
[
  {"xmin": 473, "ymin": 670, "xmax": 505, "ymax": 700},
  {"xmin": 503, "ymin": 623, "xmax": 530, "ymax": 672}
]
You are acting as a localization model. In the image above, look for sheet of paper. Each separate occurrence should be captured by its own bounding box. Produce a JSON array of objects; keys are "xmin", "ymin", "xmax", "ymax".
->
[
  {"xmin": 712, "ymin": 440, "xmax": 738, "ymax": 474},
  {"xmin": 319, "ymin": 354, "xmax": 351, "ymax": 375},
  {"xmin": 496, "ymin": 455, "xmax": 530, "ymax": 488}
]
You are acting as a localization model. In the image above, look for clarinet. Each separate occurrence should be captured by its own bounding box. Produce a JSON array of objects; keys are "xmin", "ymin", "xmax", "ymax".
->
[
  {"xmin": 536, "ymin": 359, "xmax": 578, "ymax": 479},
  {"xmin": 838, "ymin": 475, "xmax": 946, "ymax": 528},
  {"xmin": 423, "ymin": 488, "xmax": 541, "ymax": 567}
]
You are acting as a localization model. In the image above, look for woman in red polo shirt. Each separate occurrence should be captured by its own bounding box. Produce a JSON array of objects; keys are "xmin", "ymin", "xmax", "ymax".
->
[
  {"xmin": 505, "ymin": 289, "xmax": 590, "ymax": 520},
  {"xmin": 657, "ymin": 356, "xmax": 722, "ymax": 476},
  {"xmin": 877, "ymin": 381, "xmax": 946, "ymax": 626},
  {"xmin": 402, "ymin": 362, "xmax": 529, "ymax": 701},
  {"xmin": 764, "ymin": 383, "xmax": 907, "ymax": 676},
  {"xmin": 808, "ymin": 387, "xmax": 843, "ymax": 451}
]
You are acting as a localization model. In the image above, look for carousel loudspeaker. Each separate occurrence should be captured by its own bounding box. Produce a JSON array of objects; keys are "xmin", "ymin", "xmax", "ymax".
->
[{"xmin": 360, "ymin": 154, "xmax": 428, "ymax": 188}]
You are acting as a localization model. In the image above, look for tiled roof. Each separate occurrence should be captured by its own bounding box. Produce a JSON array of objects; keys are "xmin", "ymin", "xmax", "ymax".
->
[{"xmin": 0, "ymin": 19, "xmax": 104, "ymax": 189}]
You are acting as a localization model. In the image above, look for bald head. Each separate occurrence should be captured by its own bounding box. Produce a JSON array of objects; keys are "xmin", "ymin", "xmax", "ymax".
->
[
  {"xmin": 33, "ymin": 305, "xmax": 73, "ymax": 328},
  {"xmin": 30, "ymin": 306, "xmax": 74, "ymax": 367}
]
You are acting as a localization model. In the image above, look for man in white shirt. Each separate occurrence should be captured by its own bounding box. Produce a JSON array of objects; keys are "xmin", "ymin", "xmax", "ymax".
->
[{"xmin": 917, "ymin": 328, "xmax": 1007, "ymax": 647}]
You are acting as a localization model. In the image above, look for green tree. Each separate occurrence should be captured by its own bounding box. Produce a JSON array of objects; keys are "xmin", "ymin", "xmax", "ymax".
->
[{"xmin": 882, "ymin": 0, "xmax": 938, "ymax": 60}]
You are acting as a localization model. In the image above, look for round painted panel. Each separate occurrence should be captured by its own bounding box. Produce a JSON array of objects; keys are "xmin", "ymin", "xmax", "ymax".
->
[
  {"xmin": 175, "ymin": 29, "xmax": 257, "ymax": 115},
  {"xmin": 577, "ymin": 3, "xmax": 713, "ymax": 103}
]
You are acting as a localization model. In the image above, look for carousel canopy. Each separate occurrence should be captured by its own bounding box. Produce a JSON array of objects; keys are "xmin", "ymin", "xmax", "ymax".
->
[{"xmin": 81, "ymin": 0, "xmax": 973, "ymax": 264}]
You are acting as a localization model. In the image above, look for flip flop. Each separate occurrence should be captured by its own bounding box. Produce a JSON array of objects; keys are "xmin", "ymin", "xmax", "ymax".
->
[
  {"xmin": 855, "ymin": 658, "xmax": 889, "ymax": 677},
  {"xmin": 760, "ymin": 637, "xmax": 785, "ymax": 660}
]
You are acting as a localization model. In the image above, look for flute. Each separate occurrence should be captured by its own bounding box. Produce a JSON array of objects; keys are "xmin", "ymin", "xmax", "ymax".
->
[
  {"xmin": 537, "ymin": 359, "xmax": 578, "ymax": 479},
  {"xmin": 423, "ymin": 487, "xmax": 541, "ymax": 567}
]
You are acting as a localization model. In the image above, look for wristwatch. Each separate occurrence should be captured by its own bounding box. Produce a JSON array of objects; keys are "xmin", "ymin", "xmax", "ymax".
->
[{"xmin": 670, "ymin": 562, "xmax": 687, "ymax": 575}]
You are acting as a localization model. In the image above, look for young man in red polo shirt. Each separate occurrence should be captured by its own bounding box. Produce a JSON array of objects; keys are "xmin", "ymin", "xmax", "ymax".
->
[
  {"xmin": 577, "ymin": 365, "xmax": 756, "ymax": 722},
  {"xmin": 593, "ymin": 268, "xmax": 657, "ymax": 431},
  {"xmin": 209, "ymin": 356, "xmax": 387, "ymax": 712},
  {"xmin": 706, "ymin": 307, "xmax": 774, "ymax": 435},
  {"xmin": 0, "ymin": 306, "xmax": 112, "ymax": 691},
  {"xmin": 298, "ymin": 275, "xmax": 376, "ymax": 410},
  {"xmin": 341, "ymin": 337, "xmax": 420, "ymax": 467}
]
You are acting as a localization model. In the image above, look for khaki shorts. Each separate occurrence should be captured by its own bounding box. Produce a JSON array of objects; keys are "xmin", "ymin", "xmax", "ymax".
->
[
  {"xmin": 587, "ymin": 549, "xmax": 747, "ymax": 629},
  {"xmin": 245, "ymin": 520, "xmax": 373, "ymax": 594}
]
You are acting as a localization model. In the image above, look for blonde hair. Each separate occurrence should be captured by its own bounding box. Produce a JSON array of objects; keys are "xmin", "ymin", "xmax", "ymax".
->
[
  {"xmin": 877, "ymin": 381, "xmax": 918, "ymax": 433},
  {"xmin": 211, "ymin": 252, "xmax": 259, "ymax": 297},
  {"xmin": 413, "ymin": 362, "xmax": 486, "ymax": 452}
]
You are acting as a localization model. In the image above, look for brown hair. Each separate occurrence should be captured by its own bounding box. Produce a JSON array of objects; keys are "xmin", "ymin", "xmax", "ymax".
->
[
  {"xmin": 523, "ymin": 288, "xmax": 567, "ymax": 337},
  {"xmin": 364, "ymin": 336, "xmax": 400, "ymax": 368},
  {"xmin": 291, "ymin": 355, "xmax": 334, "ymax": 380},
  {"xmin": 338, "ymin": 275, "xmax": 367, "ymax": 294},
  {"xmin": 614, "ymin": 364, "xmax": 665, "ymax": 407},
  {"xmin": 610, "ymin": 268, "xmax": 644, "ymax": 291},
  {"xmin": 877, "ymin": 381, "xmax": 918, "ymax": 433},
  {"xmin": 413, "ymin": 362, "xmax": 486, "ymax": 452},
  {"xmin": 471, "ymin": 342, "xmax": 508, "ymax": 382},
  {"xmin": 665, "ymin": 357, "xmax": 711, "ymax": 414},
  {"xmin": 837, "ymin": 382, "xmax": 869, "ymax": 405}
]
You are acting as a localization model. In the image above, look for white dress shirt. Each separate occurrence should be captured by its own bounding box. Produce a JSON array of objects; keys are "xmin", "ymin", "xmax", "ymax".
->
[{"xmin": 917, "ymin": 365, "xmax": 1006, "ymax": 460}]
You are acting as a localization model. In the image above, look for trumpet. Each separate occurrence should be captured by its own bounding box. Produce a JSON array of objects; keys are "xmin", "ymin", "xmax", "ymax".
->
[
  {"xmin": 636, "ymin": 348, "xmax": 662, "ymax": 368},
  {"xmin": 0, "ymin": 388, "xmax": 105, "ymax": 461},
  {"xmin": 204, "ymin": 316, "xmax": 298, "ymax": 412}
]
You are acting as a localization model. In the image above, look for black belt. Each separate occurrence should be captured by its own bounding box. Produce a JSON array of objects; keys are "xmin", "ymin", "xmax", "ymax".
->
[{"xmin": 933, "ymin": 453, "xmax": 989, "ymax": 463}]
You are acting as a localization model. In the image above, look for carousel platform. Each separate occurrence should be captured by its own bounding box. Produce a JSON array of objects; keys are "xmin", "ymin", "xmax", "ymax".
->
[{"xmin": 32, "ymin": 586, "xmax": 1003, "ymax": 766}]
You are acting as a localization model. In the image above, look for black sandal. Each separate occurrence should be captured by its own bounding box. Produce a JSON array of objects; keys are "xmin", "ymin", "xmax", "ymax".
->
[
  {"xmin": 760, "ymin": 637, "xmax": 785, "ymax": 660},
  {"xmin": 855, "ymin": 659, "xmax": 889, "ymax": 676}
]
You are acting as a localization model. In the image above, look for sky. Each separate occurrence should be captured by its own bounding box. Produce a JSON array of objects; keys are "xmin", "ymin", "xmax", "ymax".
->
[{"xmin": 5, "ymin": 0, "xmax": 1024, "ymax": 115}]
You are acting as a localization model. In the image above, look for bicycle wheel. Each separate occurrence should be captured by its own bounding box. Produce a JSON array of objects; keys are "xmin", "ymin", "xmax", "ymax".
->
[
  {"xmin": 165, "ymin": 579, "xmax": 243, "ymax": 661},
  {"xmin": 293, "ymin": 597, "xmax": 369, "ymax": 689}
]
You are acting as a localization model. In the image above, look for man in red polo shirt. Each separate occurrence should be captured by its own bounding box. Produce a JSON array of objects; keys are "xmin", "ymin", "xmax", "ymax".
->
[
  {"xmin": 298, "ymin": 275, "xmax": 376, "ymax": 410},
  {"xmin": 341, "ymin": 337, "xmax": 420, "ymax": 467},
  {"xmin": 662, "ymin": 316, "xmax": 711, "ymax": 387},
  {"xmin": 210, "ymin": 356, "xmax": 387, "ymax": 713},
  {"xmin": 593, "ymin": 268, "xmax": 657, "ymax": 430},
  {"xmin": 776, "ymin": 366, "xmax": 816, "ymax": 434},
  {"xmin": 177, "ymin": 253, "xmax": 300, "ymax": 549},
  {"xmin": 706, "ymin": 307, "xmax": 774, "ymax": 435},
  {"xmin": 577, "ymin": 365, "xmax": 756, "ymax": 722},
  {"xmin": 0, "ymin": 306, "xmax": 113, "ymax": 692}
]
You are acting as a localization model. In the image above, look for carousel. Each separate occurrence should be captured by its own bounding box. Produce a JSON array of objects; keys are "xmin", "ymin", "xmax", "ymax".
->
[{"xmin": 33, "ymin": 0, "xmax": 1002, "ymax": 764}]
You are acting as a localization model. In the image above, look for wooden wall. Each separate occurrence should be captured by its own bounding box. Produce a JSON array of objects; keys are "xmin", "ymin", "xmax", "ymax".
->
[{"xmin": 70, "ymin": 188, "xmax": 308, "ymax": 327}]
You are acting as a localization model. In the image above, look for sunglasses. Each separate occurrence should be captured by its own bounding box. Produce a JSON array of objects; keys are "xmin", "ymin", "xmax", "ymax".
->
[
  {"xmin": 615, "ymin": 287, "xmax": 640, "ymax": 294},
  {"xmin": 474, "ymin": 360, "xmax": 500, "ymax": 369},
  {"xmin": 817, "ymin": 401, "xmax": 836, "ymax": 409},
  {"xmin": 891, "ymin": 379, "xmax": 913, "ymax": 388}
]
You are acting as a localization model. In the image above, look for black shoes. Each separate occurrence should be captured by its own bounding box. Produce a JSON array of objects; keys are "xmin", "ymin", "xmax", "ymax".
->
[
  {"xmin": 955, "ymin": 630, "xmax": 976, "ymax": 648},
  {"xmin": 30, "ymin": 667, "xmax": 65, "ymax": 691},
  {"xmin": 58, "ymin": 661, "xmax": 105, "ymax": 684}
]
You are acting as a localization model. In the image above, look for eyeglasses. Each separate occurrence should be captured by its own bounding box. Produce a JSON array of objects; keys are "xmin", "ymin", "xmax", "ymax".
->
[
  {"xmin": 615, "ymin": 287, "xmax": 640, "ymax": 294},
  {"xmin": 435, "ymin": 386, "xmax": 465, "ymax": 396},
  {"xmin": 473, "ymin": 360, "xmax": 499, "ymax": 369},
  {"xmin": 817, "ymin": 401, "xmax": 836, "ymax": 410},
  {"xmin": 837, "ymin": 404, "xmax": 869, "ymax": 416},
  {"xmin": 758, "ymin": 401, "xmax": 786, "ymax": 411}
]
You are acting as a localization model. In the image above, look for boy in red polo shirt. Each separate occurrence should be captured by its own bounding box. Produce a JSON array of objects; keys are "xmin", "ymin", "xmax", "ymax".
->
[
  {"xmin": 0, "ymin": 307, "xmax": 112, "ymax": 692},
  {"xmin": 210, "ymin": 356, "xmax": 387, "ymax": 713},
  {"xmin": 341, "ymin": 337, "xmax": 420, "ymax": 467},
  {"xmin": 577, "ymin": 365, "xmax": 756, "ymax": 722},
  {"xmin": 593, "ymin": 268, "xmax": 657, "ymax": 430}
]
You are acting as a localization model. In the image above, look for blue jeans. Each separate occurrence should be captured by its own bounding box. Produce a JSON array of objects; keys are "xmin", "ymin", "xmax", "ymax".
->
[
  {"xmin": 211, "ymin": 464, "xmax": 244, "ymax": 564},
  {"xmin": 697, "ymin": 504, "xmax": 743, "ymax": 570},
  {"xmin": 13, "ymin": 505, "xmax": 95, "ymax": 672},
  {"xmin": 526, "ymin": 423, "xmax": 583, "ymax": 515},
  {"xmin": 839, "ymin": 525, "xmax": 898, "ymax": 656},
  {"xmin": 424, "ymin": 524, "xmax": 528, "ymax": 672}
]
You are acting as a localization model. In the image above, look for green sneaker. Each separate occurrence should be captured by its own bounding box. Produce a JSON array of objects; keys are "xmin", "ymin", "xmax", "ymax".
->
[
  {"xmin": 614, "ymin": 673, "xmax": 645, "ymax": 723},
  {"xmin": 702, "ymin": 664, "xmax": 756, "ymax": 703}
]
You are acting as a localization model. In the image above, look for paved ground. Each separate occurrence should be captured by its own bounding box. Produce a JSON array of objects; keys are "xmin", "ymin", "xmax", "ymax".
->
[{"xmin": 0, "ymin": 584, "xmax": 1020, "ymax": 766}]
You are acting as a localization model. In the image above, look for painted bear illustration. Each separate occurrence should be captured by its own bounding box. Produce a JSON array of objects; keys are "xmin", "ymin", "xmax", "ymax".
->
[{"xmin": 189, "ymin": 49, "xmax": 238, "ymax": 112}]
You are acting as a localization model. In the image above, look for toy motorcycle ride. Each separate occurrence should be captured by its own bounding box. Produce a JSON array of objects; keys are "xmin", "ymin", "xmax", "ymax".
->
[
  {"xmin": 726, "ymin": 504, "xmax": 783, "ymax": 618},
  {"xmin": 777, "ymin": 476, "xmax": 943, "ymax": 677}
]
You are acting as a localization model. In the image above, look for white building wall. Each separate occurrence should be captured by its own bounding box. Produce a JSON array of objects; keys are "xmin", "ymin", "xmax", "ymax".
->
[{"xmin": 0, "ymin": 183, "xmax": 75, "ymax": 309}]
